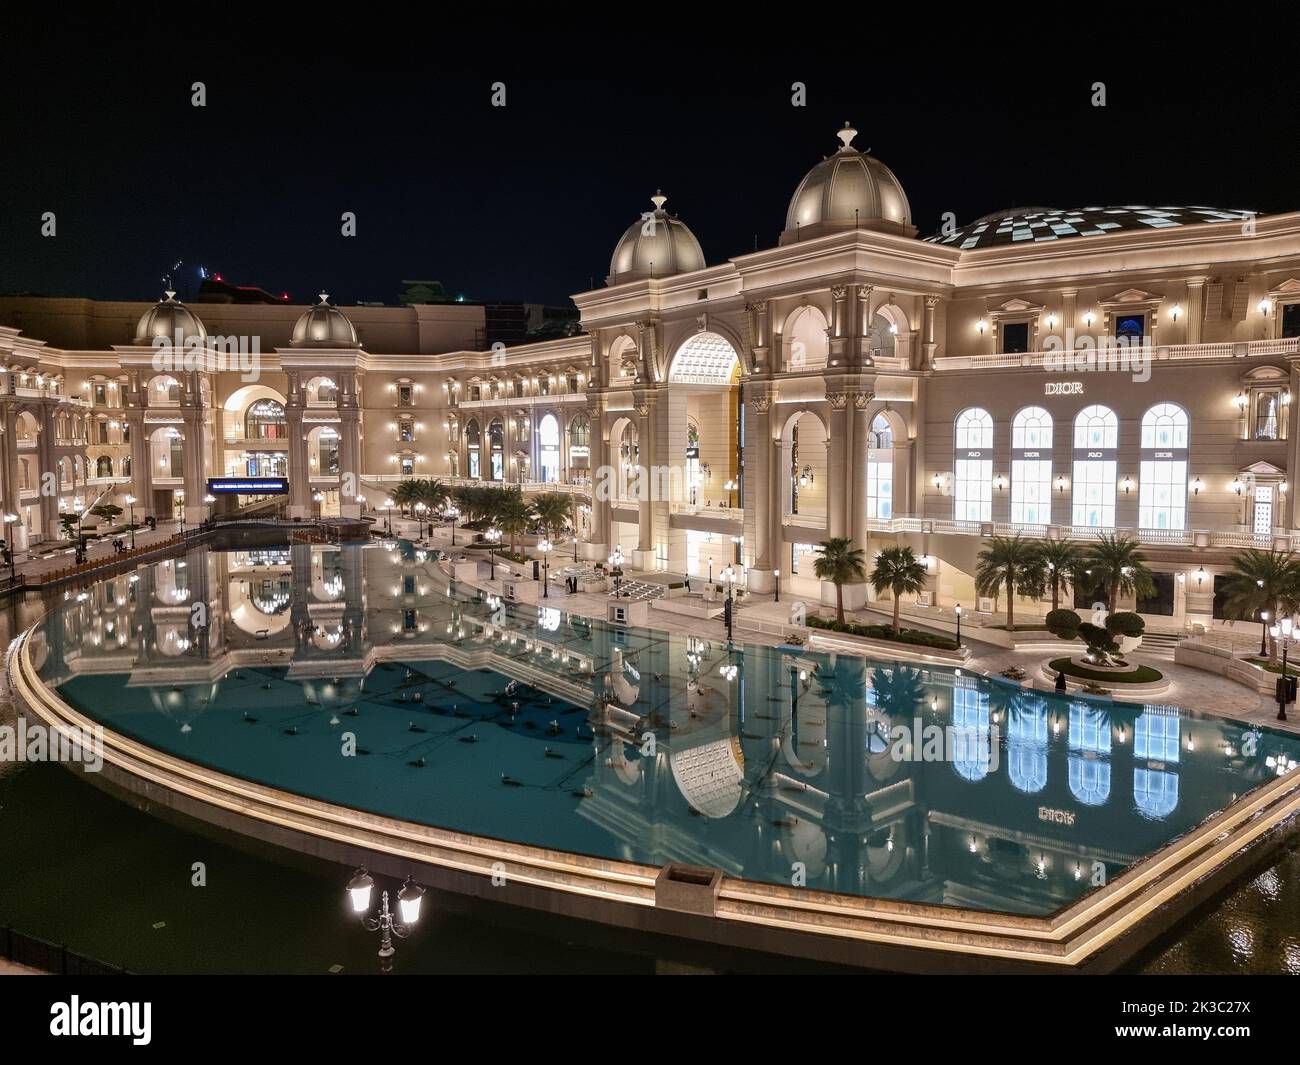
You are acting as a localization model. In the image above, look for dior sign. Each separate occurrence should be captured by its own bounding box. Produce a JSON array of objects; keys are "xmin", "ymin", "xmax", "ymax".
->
[{"xmin": 1044, "ymin": 381, "xmax": 1085, "ymax": 395}]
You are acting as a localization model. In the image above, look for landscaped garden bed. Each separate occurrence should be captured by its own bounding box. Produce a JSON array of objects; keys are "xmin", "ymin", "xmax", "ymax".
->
[{"xmin": 807, "ymin": 615, "xmax": 959, "ymax": 651}]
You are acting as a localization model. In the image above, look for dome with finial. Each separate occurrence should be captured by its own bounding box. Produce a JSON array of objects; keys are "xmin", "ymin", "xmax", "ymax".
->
[
  {"xmin": 291, "ymin": 293, "xmax": 359, "ymax": 348},
  {"xmin": 134, "ymin": 290, "xmax": 208, "ymax": 346},
  {"xmin": 781, "ymin": 122, "xmax": 914, "ymax": 244},
  {"xmin": 608, "ymin": 191, "xmax": 706, "ymax": 285}
]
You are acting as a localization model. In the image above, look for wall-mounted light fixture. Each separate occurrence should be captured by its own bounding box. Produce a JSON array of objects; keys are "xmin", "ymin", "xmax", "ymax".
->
[
  {"xmin": 1083, "ymin": 309, "xmax": 1096, "ymax": 327},
  {"xmin": 1259, "ymin": 298, "xmax": 1272, "ymax": 317},
  {"xmin": 1120, "ymin": 476, "xmax": 1135, "ymax": 495},
  {"xmin": 1190, "ymin": 476, "xmax": 1204, "ymax": 496},
  {"xmin": 1229, "ymin": 478, "xmax": 1244, "ymax": 496},
  {"xmin": 1235, "ymin": 391, "xmax": 1248, "ymax": 411},
  {"xmin": 1054, "ymin": 475, "xmax": 1069, "ymax": 494},
  {"xmin": 1169, "ymin": 304, "xmax": 1182, "ymax": 321},
  {"xmin": 975, "ymin": 319, "xmax": 987, "ymax": 336},
  {"xmin": 993, "ymin": 474, "xmax": 1007, "ymax": 492}
]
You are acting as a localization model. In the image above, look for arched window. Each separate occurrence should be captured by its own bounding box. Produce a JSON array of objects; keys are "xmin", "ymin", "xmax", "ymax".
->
[
  {"xmin": 1007, "ymin": 697, "xmax": 1048, "ymax": 795},
  {"xmin": 1011, "ymin": 406, "xmax": 1052, "ymax": 525},
  {"xmin": 538, "ymin": 414, "xmax": 561, "ymax": 483},
  {"xmin": 1139, "ymin": 403, "xmax": 1189, "ymax": 530},
  {"xmin": 488, "ymin": 418, "xmax": 505, "ymax": 481},
  {"xmin": 1068, "ymin": 703, "xmax": 1112, "ymax": 806},
  {"xmin": 95, "ymin": 455, "xmax": 113, "ymax": 478},
  {"xmin": 1072, "ymin": 405, "xmax": 1118, "ymax": 527},
  {"xmin": 465, "ymin": 419, "xmax": 481, "ymax": 479},
  {"xmin": 954, "ymin": 407, "xmax": 993, "ymax": 521},
  {"xmin": 245, "ymin": 400, "xmax": 286, "ymax": 440},
  {"xmin": 569, "ymin": 414, "xmax": 590, "ymax": 452},
  {"xmin": 868, "ymin": 413, "xmax": 893, "ymax": 520},
  {"xmin": 951, "ymin": 682, "xmax": 991, "ymax": 782},
  {"xmin": 1134, "ymin": 768, "xmax": 1179, "ymax": 820},
  {"xmin": 122, "ymin": 455, "xmax": 132, "ymax": 477}
]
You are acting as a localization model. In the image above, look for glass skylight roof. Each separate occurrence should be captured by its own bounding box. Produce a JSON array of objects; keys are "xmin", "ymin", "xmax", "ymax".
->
[{"xmin": 927, "ymin": 206, "xmax": 1256, "ymax": 250}]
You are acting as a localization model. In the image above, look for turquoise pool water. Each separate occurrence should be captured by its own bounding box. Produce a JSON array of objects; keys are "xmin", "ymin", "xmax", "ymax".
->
[{"xmin": 31, "ymin": 541, "xmax": 1300, "ymax": 918}]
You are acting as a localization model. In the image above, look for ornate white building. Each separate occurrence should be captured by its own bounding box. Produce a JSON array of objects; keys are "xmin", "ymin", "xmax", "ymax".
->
[{"xmin": 5, "ymin": 122, "xmax": 1300, "ymax": 630}]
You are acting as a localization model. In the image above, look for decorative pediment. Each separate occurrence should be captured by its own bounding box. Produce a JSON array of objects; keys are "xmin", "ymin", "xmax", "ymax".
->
[
  {"xmin": 1240, "ymin": 460, "xmax": 1286, "ymax": 477},
  {"xmin": 1269, "ymin": 278, "xmax": 1300, "ymax": 296},
  {"xmin": 998, "ymin": 298, "xmax": 1039, "ymax": 312},
  {"xmin": 1102, "ymin": 287, "xmax": 1162, "ymax": 305},
  {"xmin": 1241, "ymin": 364, "xmax": 1288, "ymax": 382}
]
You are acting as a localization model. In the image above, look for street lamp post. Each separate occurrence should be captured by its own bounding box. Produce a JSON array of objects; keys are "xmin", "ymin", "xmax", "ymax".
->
[
  {"xmin": 486, "ymin": 526, "xmax": 501, "ymax": 580},
  {"xmin": 774, "ymin": 568, "xmax": 780, "ymax": 604},
  {"xmin": 313, "ymin": 491, "xmax": 325, "ymax": 521},
  {"xmin": 1261, "ymin": 608, "xmax": 1271, "ymax": 656},
  {"xmin": 1271, "ymin": 618, "xmax": 1295, "ymax": 721},
  {"xmin": 724, "ymin": 478, "xmax": 737, "ymax": 508},
  {"xmin": 384, "ymin": 498, "xmax": 394, "ymax": 535},
  {"xmin": 955, "ymin": 602, "xmax": 963, "ymax": 646},
  {"xmin": 203, "ymin": 493, "xmax": 216, "ymax": 526},
  {"xmin": 609, "ymin": 544, "xmax": 624, "ymax": 598},
  {"xmin": 346, "ymin": 868, "xmax": 425, "ymax": 972},
  {"xmin": 2, "ymin": 513, "xmax": 16, "ymax": 582},
  {"xmin": 538, "ymin": 538, "xmax": 552, "ymax": 597},
  {"xmin": 445, "ymin": 504, "xmax": 460, "ymax": 546},
  {"xmin": 414, "ymin": 502, "xmax": 427, "ymax": 540},
  {"xmin": 723, "ymin": 564, "xmax": 735, "ymax": 644},
  {"xmin": 125, "ymin": 494, "xmax": 137, "ymax": 549}
]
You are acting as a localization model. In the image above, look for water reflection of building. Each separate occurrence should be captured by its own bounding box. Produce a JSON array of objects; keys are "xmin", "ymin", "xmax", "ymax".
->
[{"xmin": 33, "ymin": 542, "xmax": 1285, "ymax": 916}]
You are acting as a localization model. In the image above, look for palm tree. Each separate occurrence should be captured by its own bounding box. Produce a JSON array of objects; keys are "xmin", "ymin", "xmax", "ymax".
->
[
  {"xmin": 531, "ymin": 492, "xmax": 572, "ymax": 544},
  {"xmin": 417, "ymin": 478, "xmax": 450, "ymax": 515},
  {"xmin": 865, "ymin": 543, "xmax": 925, "ymax": 633},
  {"xmin": 1033, "ymin": 539, "xmax": 1086, "ymax": 612},
  {"xmin": 1222, "ymin": 548, "xmax": 1300, "ymax": 661},
  {"xmin": 815, "ymin": 537, "xmax": 867, "ymax": 626},
  {"xmin": 975, "ymin": 534, "xmax": 1041, "ymax": 630},
  {"xmin": 496, "ymin": 493, "xmax": 533, "ymax": 554},
  {"xmin": 391, "ymin": 478, "xmax": 429, "ymax": 517},
  {"xmin": 1083, "ymin": 532, "xmax": 1155, "ymax": 612}
]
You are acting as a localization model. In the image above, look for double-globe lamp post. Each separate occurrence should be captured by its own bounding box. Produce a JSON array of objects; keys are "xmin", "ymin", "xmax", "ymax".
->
[{"xmin": 346, "ymin": 868, "xmax": 426, "ymax": 971}]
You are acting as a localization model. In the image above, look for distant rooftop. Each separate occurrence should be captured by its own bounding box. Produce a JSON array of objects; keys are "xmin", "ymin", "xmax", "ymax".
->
[{"xmin": 927, "ymin": 205, "xmax": 1258, "ymax": 250}]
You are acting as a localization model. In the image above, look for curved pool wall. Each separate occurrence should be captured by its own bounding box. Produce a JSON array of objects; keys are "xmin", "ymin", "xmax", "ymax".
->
[{"xmin": 24, "ymin": 539, "xmax": 1300, "ymax": 929}]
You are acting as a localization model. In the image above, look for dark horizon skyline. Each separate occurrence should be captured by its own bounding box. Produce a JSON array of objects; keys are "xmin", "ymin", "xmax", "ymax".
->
[{"xmin": 4, "ymin": 14, "xmax": 1299, "ymax": 311}]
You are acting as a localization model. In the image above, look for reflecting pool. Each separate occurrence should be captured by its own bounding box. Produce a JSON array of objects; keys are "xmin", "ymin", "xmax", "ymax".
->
[{"xmin": 30, "ymin": 541, "xmax": 1300, "ymax": 918}]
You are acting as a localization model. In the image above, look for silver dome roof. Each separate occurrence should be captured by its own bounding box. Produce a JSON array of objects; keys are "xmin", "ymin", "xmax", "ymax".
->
[
  {"xmin": 291, "ymin": 293, "xmax": 359, "ymax": 348},
  {"xmin": 781, "ymin": 123, "xmax": 913, "ymax": 244},
  {"xmin": 134, "ymin": 291, "xmax": 208, "ymax": 346},
  {"xmin": 608, "ymin": 192, "xmax": 706, "ymax": 284}
]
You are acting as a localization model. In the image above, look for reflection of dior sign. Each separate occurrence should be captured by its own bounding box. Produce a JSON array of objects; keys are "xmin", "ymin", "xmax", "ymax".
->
[
  {"xmin": 1044, "ymin": 381, "xmax": 1084, "ymax": 395},
  {"xmin": 151, "ymin": 331, "xmax": 262, "ymax": 381}
]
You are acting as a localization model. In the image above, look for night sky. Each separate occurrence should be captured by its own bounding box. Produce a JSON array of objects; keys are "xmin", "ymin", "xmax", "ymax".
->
[{"xmin": 4, "ymin": 14, "xmax": 1298, "ymax": 309}]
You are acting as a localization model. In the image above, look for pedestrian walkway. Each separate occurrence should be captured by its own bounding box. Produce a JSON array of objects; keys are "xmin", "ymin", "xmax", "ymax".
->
[{"xmin": 10, "ymin": 520, "xmax": 185, "ymax": 585}]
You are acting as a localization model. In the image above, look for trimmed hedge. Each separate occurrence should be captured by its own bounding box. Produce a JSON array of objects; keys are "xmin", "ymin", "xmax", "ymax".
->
[
  {"xmin": 1048, "ymin": 657, "xmax": 1163, "ymax": 684},
  {"xmin": 807, "ymin": 615, "xmax": 959, "ymax": 651}
]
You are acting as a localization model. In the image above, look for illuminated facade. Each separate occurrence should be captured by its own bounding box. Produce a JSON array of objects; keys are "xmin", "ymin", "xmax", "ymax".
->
[{"xmin": 5, "ymin": 122, "xmax": 1300, "ymax": 631}]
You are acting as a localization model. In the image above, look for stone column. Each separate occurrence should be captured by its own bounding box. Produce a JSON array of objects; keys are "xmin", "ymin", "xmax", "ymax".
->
[
  {"xmin": 285, "ymin": 370, "xmax": 310, "ymax": 519},
  {"xmin": 633, "ymin": 390, "xmax": 655, "ymax": 568},
  {"xmin": 1186, "ymin": 277, "xmax": 1207, "ymax": 346},
  {"xmin": 921, "ymin": 295, "xmax": 939, "ymax": 370},
  {"xmin": 745, "ymin": 386, "xmax": 774, "ymax": 591},
  {"xmin": 180, "ymin": 371, "xmax": 211, "ymax": 527},
  {"xmin": 585, "ymin": 397, "xmax": 608, "ymax": 559},
  {"xmin": 337, "ymin": 370, "xmax": 362, "ymax": 517}
]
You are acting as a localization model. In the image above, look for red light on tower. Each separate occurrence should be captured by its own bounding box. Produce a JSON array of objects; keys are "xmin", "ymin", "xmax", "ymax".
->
[{"xmin": 281, "ymin": 292, "xmax": 290, "ymax": 301}]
